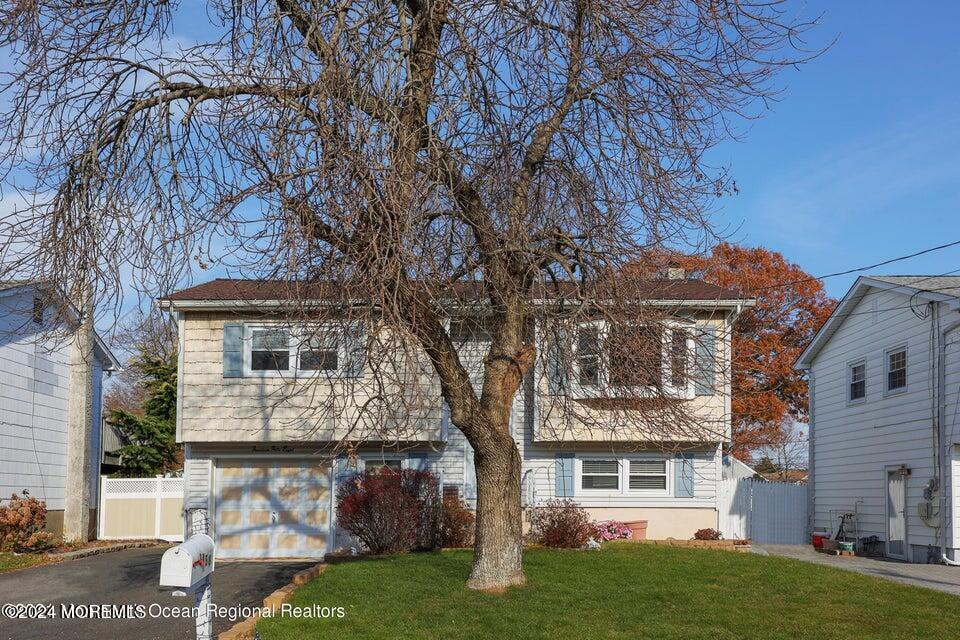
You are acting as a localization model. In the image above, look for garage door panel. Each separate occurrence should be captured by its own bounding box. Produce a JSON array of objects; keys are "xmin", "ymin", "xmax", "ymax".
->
[{"xmin": 215, "ymin": 460, "xmax": 331, "ymax": 559}]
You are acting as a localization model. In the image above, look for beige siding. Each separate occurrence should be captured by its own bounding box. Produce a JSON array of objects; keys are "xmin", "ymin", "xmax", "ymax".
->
[{"xmin": 179, "ymin": 312, "xmax": 443, "ymax": 443}]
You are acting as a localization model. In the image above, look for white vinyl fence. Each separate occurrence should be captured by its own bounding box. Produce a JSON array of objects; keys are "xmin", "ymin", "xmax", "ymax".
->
[
  {"xmin": 718, "ymin": 478, "xmax": 808, "ymax": 544},
  {"xmin": 98, "ymin": 476, "xmax": 184, "ymax": 542}
]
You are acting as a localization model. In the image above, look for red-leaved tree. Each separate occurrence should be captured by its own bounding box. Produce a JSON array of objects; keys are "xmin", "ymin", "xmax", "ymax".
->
[{"xmin": 678, "ymin": 244, "xmax": 835, "ymax": 459}]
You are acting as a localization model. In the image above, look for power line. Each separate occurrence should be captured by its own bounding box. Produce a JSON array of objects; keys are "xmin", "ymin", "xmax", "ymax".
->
[{"xmin": 746, "ymin": 239, "xmax": 960, "ymax": 293}]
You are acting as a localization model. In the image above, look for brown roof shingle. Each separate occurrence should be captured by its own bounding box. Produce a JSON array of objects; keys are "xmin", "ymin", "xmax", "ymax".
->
[{"xmin": 163, "ymin": 278, "xmax": 747, "ymax": 303}]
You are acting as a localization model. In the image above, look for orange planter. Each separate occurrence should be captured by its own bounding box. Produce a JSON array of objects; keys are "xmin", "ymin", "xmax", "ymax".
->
[{"xmin": 624, "ymin": 520, "xmax": 648, "ymax": 540}]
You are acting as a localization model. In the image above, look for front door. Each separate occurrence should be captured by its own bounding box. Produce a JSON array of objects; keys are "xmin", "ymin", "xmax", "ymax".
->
[{"xmin": 886, "ymin": 469, "xmax": 907, "ymax": 559}]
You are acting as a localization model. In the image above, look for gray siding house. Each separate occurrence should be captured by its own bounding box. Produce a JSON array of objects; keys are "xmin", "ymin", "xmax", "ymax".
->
[
  {"xmin": 797, "ymin": 276, "xmax": 960, "ymax": 563},
  {"xmin": 0, "ymin": 282, "xmax": 120, "ymax": 535}
]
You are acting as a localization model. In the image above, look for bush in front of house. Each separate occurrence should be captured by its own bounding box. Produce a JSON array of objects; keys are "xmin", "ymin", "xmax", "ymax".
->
[
  {"xmin": 438, "ymin": 495, "xmax": 475, "ymax": 548},
  {"xmin": 336, "ymin": 469, "xmax": 441, "ymax": 554},
  {"xmin": 528, "ymin": 499, "xmax": 592, "ymax": 548},
  {"xmin": 0, "ymin": 491, "xmax": 58, "ymax": 552},
  {"xmin": 592, "ymin": 520, "xmax": 632, "ymax": 542},
  {"xmin": 693, "ymin": 528, "xmax": 722, "ymax": 540}
]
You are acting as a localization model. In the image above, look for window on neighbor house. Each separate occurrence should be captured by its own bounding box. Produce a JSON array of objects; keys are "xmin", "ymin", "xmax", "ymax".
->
[
  {"xmin": 608, "ymin": 324, "xmax": 662, "ymax": 387},
  {"xmin": 577, "ymin": 325, "xmax": 601, "ymax": 387},
  {"xmin": 298, "ymin": 331, "xmax": 339, "ymax": 372},
  {"xmin": 886, "ymin": 347, "xmax": 907, "ymax": 392},
  {"xmin": 581, "ymin": 459, "xmax": 619, "ymax": 490},
  {"xmin": 628, "ymin": 460, "xmax": 667, "ymax": 491},
  {"xmin": 849, "ymin": 361, "xmax": 866, "ymax": 401},
  {"xmin": 250, "ymin": 328, "xmax": 291, "ymax": 372}
]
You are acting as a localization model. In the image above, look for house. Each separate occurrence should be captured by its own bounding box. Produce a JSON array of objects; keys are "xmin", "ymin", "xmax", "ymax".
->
[
  {"xmin": 161, "ymin": 277, "xmax": 751, "ymax": 559},
  {"xmin": 0, "ymin": 282, "xmax": 121, "ymax": 537},
  {"xmin": 796, "ymin": 275, "xmax": 960, "ymax": 563}
]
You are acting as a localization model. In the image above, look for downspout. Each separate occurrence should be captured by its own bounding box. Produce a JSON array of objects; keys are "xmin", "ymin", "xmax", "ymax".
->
[{"xmin": 939, "ymin": 314, "xmax": 960, "ymax": 565}]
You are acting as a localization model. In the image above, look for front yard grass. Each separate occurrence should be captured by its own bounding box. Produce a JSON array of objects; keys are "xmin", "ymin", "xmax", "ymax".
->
[
  {"xmin": 258, "ymin": 544, "xmax": 960, "ymax": 640},
  {"xmin": 0, "ymin": 552, "xmax": 49, "ymax": 574}
]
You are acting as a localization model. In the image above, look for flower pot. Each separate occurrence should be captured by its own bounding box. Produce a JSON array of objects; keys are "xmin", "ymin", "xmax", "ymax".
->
[{"xmin": 624, "ymin": 520, "xmax": 648, "ymax": 540}]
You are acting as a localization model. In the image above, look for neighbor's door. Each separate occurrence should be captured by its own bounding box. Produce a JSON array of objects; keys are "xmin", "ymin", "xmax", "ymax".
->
[{"xmin": 886, "ymin": 469, "xmax": 907, "ymax": 559}]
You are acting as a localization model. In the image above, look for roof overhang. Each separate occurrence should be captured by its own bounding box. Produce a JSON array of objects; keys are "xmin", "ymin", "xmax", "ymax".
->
[{"xmin": 795, "ymin": 276, "xmax": 960, "ymax": 370}]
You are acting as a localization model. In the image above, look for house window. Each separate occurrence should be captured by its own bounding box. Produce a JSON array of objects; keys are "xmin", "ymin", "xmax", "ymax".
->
[
  {"xmin": 609, "ymin": 325, "xmax": 661, "ymax": 387},
  {"xmin": 628, "ymin": 460, "xmax": 667, "ymax": 491},
  {"xmin": 581, "ymin": 459, "xmax": 619, "ymax": 490},
  {"xmin": 849, "ymin": 361, "xmax": 866, "ymax": 401},
  {"xmin": 31, "ymin": 296, "xmax": 44, "ymax": 325},
  {"xmin": 365, "ymin": 458, "xmax": 403, "ymax": 474},
  {"xmin": 250, "ymin": 328, "xmax": 290, "ymax": 372},
  {"xmin": 299, "ymin": 331, "xmax": 339, "ymax": 372},
  {"xmin": 670, "ymin": 330, "xmax": 689, "ymax": 388},
  {"xmin": 577, "ymin": 326, "xmax": 601, "ymax": 387},
  {"xmin": 886, "ymin": 347, "xmax": 907, "ymax": 393}
]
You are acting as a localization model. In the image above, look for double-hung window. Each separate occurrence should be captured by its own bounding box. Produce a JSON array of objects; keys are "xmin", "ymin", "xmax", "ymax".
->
[
  {"xmin": 299, "ymin": 330, "xmax": 340, "ymax": 372},
  {"xmin": 250, "ymin": 327, "xmax": 291, "ymax": 373},
  {"xmin": 576, "ymin": 325, "xmax": 601, "ymax": 387},
  {"xmin": 886, "ymin": 347, "xmax": 907, "ymax": 393},
  {"xmin": 849, "ymin": 361, "xmax": 866, "ymax": 402},
  {"xmin": 628, "ymin": 460, "xmax": 668, "ymax": 491},
  {"xmin": 580, "ymin": 459, "xmax": 620, "ymax": 490}
]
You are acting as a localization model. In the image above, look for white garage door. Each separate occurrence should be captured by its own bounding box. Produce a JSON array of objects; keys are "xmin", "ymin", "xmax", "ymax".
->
[{"xmin": 215, "ymin": 460, "xmax": 331, "ymax": 558}]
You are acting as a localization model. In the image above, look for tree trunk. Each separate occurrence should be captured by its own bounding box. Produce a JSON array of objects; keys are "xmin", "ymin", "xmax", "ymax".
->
[{"xmin": 467, "ymin": 431, "xmax": 526, "ymax": 590}]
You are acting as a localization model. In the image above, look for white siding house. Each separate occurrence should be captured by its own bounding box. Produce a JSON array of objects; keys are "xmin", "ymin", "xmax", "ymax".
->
[
  {"xmin": 796, "ymin": 276, "xmax": 960, "ymax": 563},
  {"xmin": 163, "ymin": 278, "xmax": 750, "ymax": 559},
  {"xmin": 0, "ymin": 282, "xmax": 120, "ymax": 535}
]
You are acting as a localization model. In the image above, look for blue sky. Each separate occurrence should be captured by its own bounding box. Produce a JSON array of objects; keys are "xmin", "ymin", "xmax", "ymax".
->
[{"xmin": 708, "ymin": 2, "xmax": 960, "ymax": 298}]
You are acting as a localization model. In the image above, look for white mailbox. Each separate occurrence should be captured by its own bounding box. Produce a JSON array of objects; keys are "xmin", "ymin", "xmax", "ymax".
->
[{"xmin": 159, "ymin": 534, "xmax": 216, "ymax": 589}]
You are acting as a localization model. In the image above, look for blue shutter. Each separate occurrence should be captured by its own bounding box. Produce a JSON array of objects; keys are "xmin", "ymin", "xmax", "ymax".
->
[
  {"xmin": 694, "ymin": 329, "xmax": 716, "ymax": 396},
  {"xmin": 342, "ymin": 321, "xmax": 366, "ymax": 377},
  {"xmin": 223, "ymin": 323, "xmax": 243, "ymax": 378},
  {"xmin": 674, "ymin": 453, "xmax": 695, "ymax": 498},
  {"xmin": 547, "ymin": 326, "xmax": 570, "ymax": 395},
  {"xmin": 407, "ymin": 453, "xmax": 430, "ymax": 471},
  {"xmin": 555, "ymin": 453, "xmax": 575, "ymax": 497}
]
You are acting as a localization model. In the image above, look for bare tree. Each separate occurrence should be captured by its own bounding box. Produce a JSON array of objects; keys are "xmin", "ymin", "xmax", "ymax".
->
[
  {"xmin": 105, "ymin": 309, "xmax": 178, "ymax": 415},
  {"xmin": 0, "ymin": 1, "xmax": 814, "ymax": 588}
]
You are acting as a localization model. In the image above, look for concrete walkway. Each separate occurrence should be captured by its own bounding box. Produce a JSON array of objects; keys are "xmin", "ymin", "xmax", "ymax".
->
[{"xmin": 761, "ymin": 544, "xmax": 960, "ymax": 596}]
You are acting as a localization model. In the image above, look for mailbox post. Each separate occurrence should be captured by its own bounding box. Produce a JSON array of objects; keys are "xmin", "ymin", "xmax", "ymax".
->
[{"xmin": 160, "ymin": 534, "xmax": 216, "ymax": 640}]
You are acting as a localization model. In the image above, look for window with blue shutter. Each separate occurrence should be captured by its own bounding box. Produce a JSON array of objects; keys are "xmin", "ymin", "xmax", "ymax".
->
[
  {"xmin": 555, "ymin": 453, "xmax": 575, "ymax": 497},
  {"xmin": 674, "ymin": 453, "xmax": 695, "ymax": 498}
]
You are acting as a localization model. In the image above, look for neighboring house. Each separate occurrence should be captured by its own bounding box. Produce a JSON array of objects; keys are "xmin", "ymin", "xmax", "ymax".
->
[
  {"xmin": 161, "ymin": 277, "xmax": 751, "ymax": 559},
  {"xmin": 758, "ymin": 469, "xmax": 808, "ymax": 484},
  {"xmin": 722, "ymin": 455, "xmax": 758, "ymax": 480},
  {"xmin": 796, "ymin": 275, "xmax": 960, "ymax": 563},
  {"xmin": 0, "ymin": 282, "xmax": 121, "ymax": 536},
  {"xmin": 100, "ymin": 417, "xmax": 127, "ymax": 473}
]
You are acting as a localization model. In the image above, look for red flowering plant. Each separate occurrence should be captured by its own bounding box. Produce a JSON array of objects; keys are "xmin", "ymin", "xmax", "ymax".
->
[
  {"xmin": 335, "ymin": 468, "xmax": 441, "ymax": 554},
  {"xmin": 592, "ymin": 520, "xmax": 632, "ymax": 542}
]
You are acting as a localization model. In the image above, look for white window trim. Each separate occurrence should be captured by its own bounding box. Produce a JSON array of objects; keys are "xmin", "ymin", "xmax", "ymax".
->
[
  {"xmin": 242, "ymin": 323, "xmax": 346, "ymax": 378},
  {"xmin": 575, "ymin": 454, "xmax": 672, "ymax": 498},
  {"xmin": 883, "ymin": 344, "xmax": 908, "ymax": 396},
  {"xmin": 359, "ymin": 453, "xmax": 407, "ymax": 472},
  {"xmin": 571, "ymin": 320, "xmax": 694, "ymax": 400},
  {"xmin": 847, "ymin": 358, "xmax": 867, "ymax": 405}
]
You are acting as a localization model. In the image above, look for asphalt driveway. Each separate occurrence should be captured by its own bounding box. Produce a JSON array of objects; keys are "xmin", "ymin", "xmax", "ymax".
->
[{"xmin": 0, "ymin": 546, "xmax": 315, "ymax": 640}]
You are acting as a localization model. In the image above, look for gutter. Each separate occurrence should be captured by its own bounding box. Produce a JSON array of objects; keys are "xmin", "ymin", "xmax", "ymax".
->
[{"xmin": 938, "ymin": 315, "xmax": 960, "ymax": 565}]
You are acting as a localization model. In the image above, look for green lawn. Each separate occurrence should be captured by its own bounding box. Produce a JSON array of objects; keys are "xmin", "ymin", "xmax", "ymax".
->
[
  {"xmin": 0, "ymin": 552, "xmax": 49, "ymax": 574},
  {"xmin": 259, "ymin": 545, "xmax": 960, "ymax": 640}
]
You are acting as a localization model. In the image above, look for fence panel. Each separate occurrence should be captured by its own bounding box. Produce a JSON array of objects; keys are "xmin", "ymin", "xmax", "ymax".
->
[
  {"xmin": 98, "ymin": 476, "xmax": 184, "ymax": 542},
  {"xmin": 718, "ymin": 478, "xmax": 807, "ymax": 544}
]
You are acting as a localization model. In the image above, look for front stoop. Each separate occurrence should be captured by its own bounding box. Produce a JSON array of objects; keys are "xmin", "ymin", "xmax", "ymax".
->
[{"xmin": 218, "ymin": 563, "xmax": 327, "ymax": 640}]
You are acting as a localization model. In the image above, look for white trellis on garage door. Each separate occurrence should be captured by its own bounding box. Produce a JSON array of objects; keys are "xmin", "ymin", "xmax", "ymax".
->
[
  {"xmin": 98, "ymin": 476, "xmax": 184, "ymax": 541},
  {"xmin": 718, "ymin": 478, "xmax": 808, "ymax": 544}
]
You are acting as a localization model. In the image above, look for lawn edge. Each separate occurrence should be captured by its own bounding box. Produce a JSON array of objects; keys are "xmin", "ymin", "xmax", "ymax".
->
[{"xmin": 219, "ymin": 563, "xmax": 327, "ymax": 640}]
